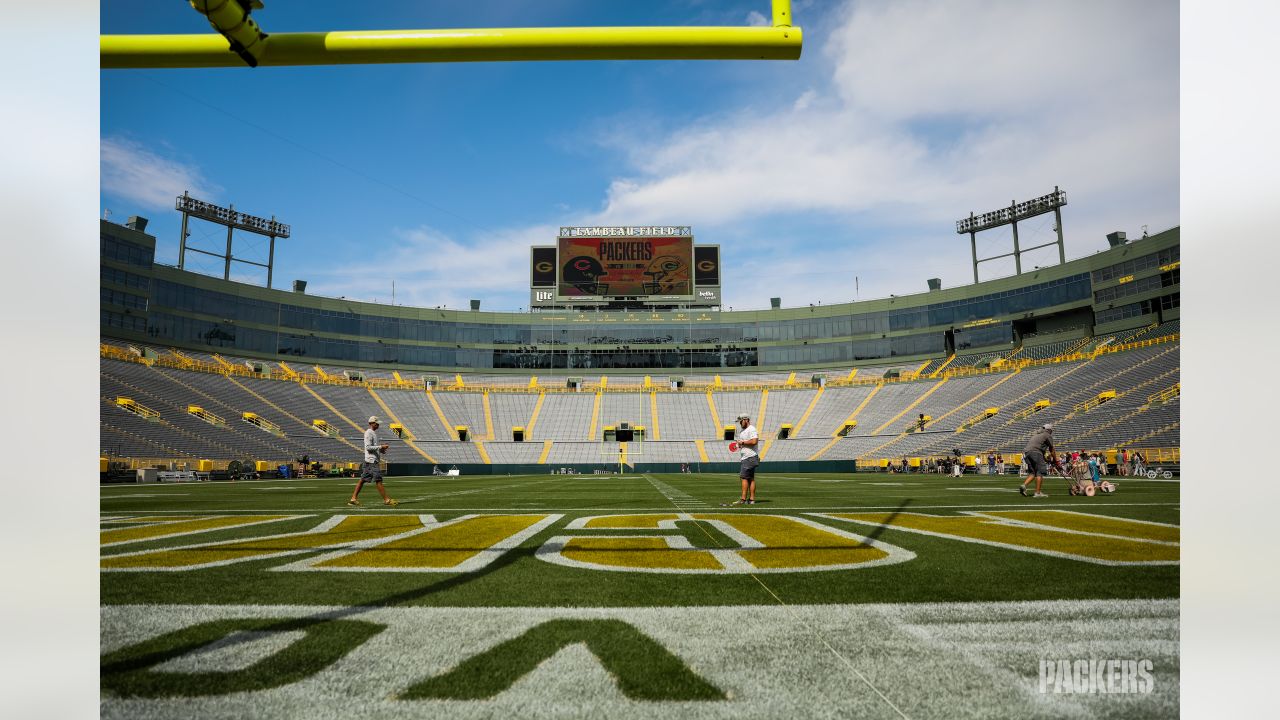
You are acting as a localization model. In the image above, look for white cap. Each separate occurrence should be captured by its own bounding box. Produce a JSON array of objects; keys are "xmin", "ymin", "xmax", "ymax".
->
[
  {"xmin": 1043, "ymin": 422, "xmax": 1054, "ymax": 430},
  {"xmin": 368, "ymin": 416, "xmax": 380, "ymax": 424}
]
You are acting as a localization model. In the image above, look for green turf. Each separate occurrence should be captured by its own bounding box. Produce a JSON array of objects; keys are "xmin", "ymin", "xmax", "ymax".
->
[
  {"xmin": 101, "ymin": 472, "xmax": 1181, "ymax": 718},
  {"xmin": 100, "ymin": 472, "xmax": 1179, "ymax": 608}
]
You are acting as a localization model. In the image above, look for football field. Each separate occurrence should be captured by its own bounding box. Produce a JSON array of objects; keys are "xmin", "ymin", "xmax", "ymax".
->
[{"xmin": 101, "ymin": 471, "xmax": 1180, "ymax": 719}]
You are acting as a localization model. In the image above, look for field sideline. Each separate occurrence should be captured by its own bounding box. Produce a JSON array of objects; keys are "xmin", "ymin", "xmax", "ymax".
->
[{"xmin": 101, "ymin": 472, "xmax": 1180, "ymax": 718}]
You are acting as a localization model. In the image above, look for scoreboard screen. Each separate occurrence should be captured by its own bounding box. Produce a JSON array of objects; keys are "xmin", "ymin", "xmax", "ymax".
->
[{"xmin": 558, "ymin": 232, "xmax": 693, "ymax": 299}]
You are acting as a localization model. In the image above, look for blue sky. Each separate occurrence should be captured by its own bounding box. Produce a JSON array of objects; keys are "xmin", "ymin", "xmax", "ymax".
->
[{"xmin": 100, "ymin": 0, "xmax": 1179, "ymax": 311}]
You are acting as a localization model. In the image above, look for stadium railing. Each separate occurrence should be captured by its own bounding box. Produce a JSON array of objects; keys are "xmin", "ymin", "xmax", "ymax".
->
[{"xmin": 99, "ymin": 327, "xmax": 1178, "ymax": 396}]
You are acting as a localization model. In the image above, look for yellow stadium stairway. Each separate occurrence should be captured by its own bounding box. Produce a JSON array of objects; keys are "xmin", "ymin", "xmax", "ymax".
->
[
  {"xmin": 229, "ymin": 376, "xmax": 360, "ymax": 453},
  {"xmin": 483, "ymin": 392, "xmax": 495, "ymax": 440},
  {"xmin": 649, "ymin": 391, "xmax": 660, "ymax": 440},
  {"xmin": 369, "ymin": 387, "xmax": 438, "ymax": 463},
  {"xmin": 872, "ymin": 379, "xmax": 948, "ymax": 435},
  {"xmin": 300, "ymin": 383, "xmax": 363, "ymax": 433},
  {"xmin": 924, "ymin": 370, "xmax": 1019, "ymax": 430},
  {"xmin": 755, "ymin": 389, "xmax": 774, "ymax": 458},
  {"xmin": 858, "ymin": 370, "xmax": 1020, "ymax": 460},
  {"xmin": 587, "ymin": 392, "xmax": 603, "ymax": 440},
  {"xmin": 695, "ymin": 439, "xmax": 710, "ymax": 463},
  {"xmin": 929, "ymin": 354, "xmax": 956, "ymax": 378},
  {"xmin": 790, "ymin": 385, "xmax": 824, "ymax": 437},
  {"xmin": 706, "ymin": 391, "xmax": 722, "ymax": 437},
  {"xmin": 979, "ymin": 359, "xmax": 1094, "ymax": 435},
  {"xmin": 526, "ymin": 391, "xmax": 547, "ymax": 440},
  {"xmin": 808, "ymin": 384, "xmax": 881, "ymax": 461},
  {"xmin": 858, "ymin": 379, "xmax": 951, "ymax": 460},
  {"xmin": 425, "ymin": 391, "xmax": 457, "ymax": 439},
  {"xmin": 149, "ymin": 362, "xmax": 245, "ymax": 417},
  {"xmin": 537, "ymin": 439, "xmax": 553, "ymax": 464},
  {"xmin": 474, "ymin": 441, "xmax": 491, "ymax": 464}
]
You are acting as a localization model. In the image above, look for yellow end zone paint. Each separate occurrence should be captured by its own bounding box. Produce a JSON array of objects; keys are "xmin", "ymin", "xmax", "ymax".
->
[
  {"xmin": 541, "ymin": 514, "xmax": 915, "ymax": 574},
  {"xmin": 695, "ymin": 514, "xmax": 889, "ymax": 569},
  {"xmin": 101, "ymin": 515, "xmax": 424, "ymax": 570},
  {"xmin": 318, "ymin": 515, "xmax": 548, "ymax": 569},
  {"xmin": 980, "ymin": 510, "xmax": 1179, "ymax": 544},
  {"xmin": 100, "ymin": 515, "xmax": 294, "ymax": 546},
  {"xmin": 823, "ymin": 511, "xmax": 1178, "ymax": 565}
]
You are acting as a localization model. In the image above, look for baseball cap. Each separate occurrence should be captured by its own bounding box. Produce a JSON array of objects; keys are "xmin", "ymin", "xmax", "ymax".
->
[
  {"xmin": 737, "ymin": 414, "xmax": 750, "ymax": 420},
  {"xmin": 1042, "ymin": 422, "xmax": 1054, "ymax": 430},
  {"xmin": 368, "ymin": 416, "xmax": 380, "ymax": 424}
]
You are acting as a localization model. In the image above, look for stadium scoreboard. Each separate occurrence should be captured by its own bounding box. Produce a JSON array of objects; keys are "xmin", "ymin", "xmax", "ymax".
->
[{"xmin": 530, "ymin": 227, "xmax": 720, "ymax": 308}]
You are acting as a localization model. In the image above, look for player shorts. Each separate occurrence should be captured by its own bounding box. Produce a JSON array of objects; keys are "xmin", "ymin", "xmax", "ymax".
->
[
  {"xmin": 1025, "ymin": 450, "xmax": 1049, "ymax": 476},
  {"xmin": 739, "ymin": 455, "xmax": 760, "ymax": 481},
  {"xmin": 360, "ymin": 462, "xmax": 384, "ymax": 483}
]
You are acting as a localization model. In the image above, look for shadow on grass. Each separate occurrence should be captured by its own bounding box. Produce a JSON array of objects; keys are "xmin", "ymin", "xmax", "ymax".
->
[{"xmin": 103, "ymin": 501, "xmax": 915, "ymax": 693}]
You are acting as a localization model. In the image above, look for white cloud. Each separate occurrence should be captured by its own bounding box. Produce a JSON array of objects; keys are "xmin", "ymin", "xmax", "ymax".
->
[
  {"xmin": 582, "ymin": 0, "xmax": 1178, "ymax": 302},
  {"xmin": 100, "ymin": 136, "xmax": 220, "ymax": 210},
  {"xmin": 746, "ymin": 10, "xmax": 768, "ymax": 27},
  {"xmin": 302, "ymin": 224, "xmax": 554, "ymax": 311}
]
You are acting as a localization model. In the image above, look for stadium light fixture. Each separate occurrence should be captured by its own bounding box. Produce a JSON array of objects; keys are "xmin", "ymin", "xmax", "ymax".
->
[
  {"xmin": 176, "ymin": 191, "xmax": 289, "ymax": 288},
  {"xmin": 102, "ymin": 1, "xmax": 801, "ymax": 69},
  {"xmin": 957, "ymin": 187, "xmax": 1068, "ymax": 284}
]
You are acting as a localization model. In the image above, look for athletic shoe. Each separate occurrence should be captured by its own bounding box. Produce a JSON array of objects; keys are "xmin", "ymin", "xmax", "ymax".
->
[
  {"xmin": 384, "ymin": 499, "xmax": 399, "ymax": 506},
  {"xmin": 1033, "ymin": 492, "xmax": 1049, "ymax": 498},
  {"xmin": 346, "ymin": 499, "xmax": 360, "ymax": 506},
  {"xmin": 1019, "ymin": 486, "xmax": 1029, "ymax": 497},
  {"xmin": 747, "ymin": 499, "xmax": 756, "ymax": 505}
]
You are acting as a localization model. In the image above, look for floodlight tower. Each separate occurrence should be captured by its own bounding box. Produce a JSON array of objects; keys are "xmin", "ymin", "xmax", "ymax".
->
[
  {"xmin": 956, "ymin": 187, "xmax": 1067, "ymax": 284},
  {"xmin": 176, "ymin": 192, "xmax": 291, "ymax": 288}
]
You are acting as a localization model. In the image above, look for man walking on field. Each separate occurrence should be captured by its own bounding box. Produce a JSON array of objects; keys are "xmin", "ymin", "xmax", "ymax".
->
[
  {"xmin": 735, "ymin": 414, "xmax": 760, "ymax": 505},
  {"xmin": 348, "ymin": 416, "xmax": 398, "ymax": 506},
  {"xmin": 1019, "ymin": 423, "xmax": 1057, "ymax": 498}
]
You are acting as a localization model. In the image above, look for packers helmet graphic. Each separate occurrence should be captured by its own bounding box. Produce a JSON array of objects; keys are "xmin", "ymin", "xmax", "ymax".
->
[
  {"xmin": 563, "ymin": 255, "xmax": 609, "ymax": 295},
  {"xmin": 642, "ymin": 255, "xmax": 687, "ymax": 294}
]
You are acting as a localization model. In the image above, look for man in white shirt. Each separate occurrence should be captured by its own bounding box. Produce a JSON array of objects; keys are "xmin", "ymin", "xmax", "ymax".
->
[
  {"xmin": 735, "ymin": 414, "xmax": 760, "ymax": 505},
  {"xmin": 348, "ymin": 416, "xmax": 398, "ymax": 506}
]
